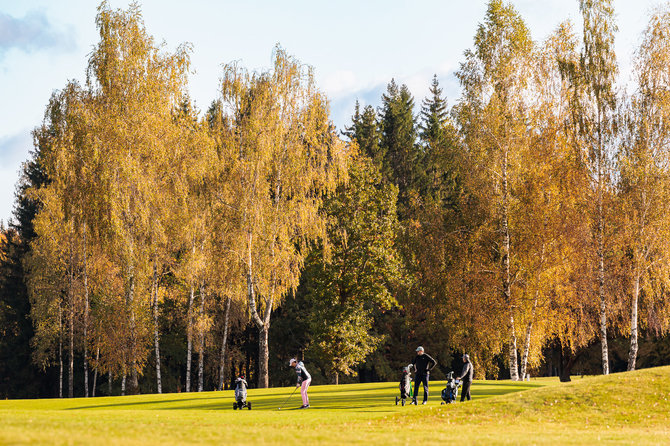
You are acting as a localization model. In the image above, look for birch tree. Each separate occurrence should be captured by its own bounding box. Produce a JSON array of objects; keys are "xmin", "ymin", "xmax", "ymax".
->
[
  {"xmin": 560, "ymin": 0, "xmax": 619, "ymax": 375},
  {"xmin": 619, "ymin": 6, "xmax": 670, "ymax": 370},
  {"xmin": 456, "ymin": 0, "xmax": 534, "ymax": 380},
  {"xmin": 217, "ymin": 47, "xmax": 348, "ymax": 387},
  {"xmin": 86, "ymin": 1, "xmax": 192, "ymax": 393}
]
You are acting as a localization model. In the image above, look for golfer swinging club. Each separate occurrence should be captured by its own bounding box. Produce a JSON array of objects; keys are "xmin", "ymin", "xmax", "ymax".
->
[
  {"xmin": 411, "ymin": 346, "xmax": 436, "ymax": 405},
  {"xmin": 289, "ymin": 358, "xmax": 311, "ymax": 409}
]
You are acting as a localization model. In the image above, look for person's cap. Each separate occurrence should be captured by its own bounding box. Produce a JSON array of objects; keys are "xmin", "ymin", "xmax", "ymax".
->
[
  {"xmin": 463, "ymin": 353, "xmax": 470, "ymax": 361},
  {"xmin": 289, "ymin": 358, "xmax": 297, "ymax": 366},
  {"xmin": 416, "ymin": 346, "xmax": 424, "ymax": 352}
]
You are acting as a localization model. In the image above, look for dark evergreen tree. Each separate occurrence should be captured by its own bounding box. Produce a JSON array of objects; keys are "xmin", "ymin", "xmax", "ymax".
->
[
  {"xmin": 418, "ymin": 75, "xmax": 463, "ymax": 208},
  {"xmin": 344, "ymin": 101, "xmax": 383, "ymax": 167},
  {"xmin": 0, "ymin": 133, "xmax": 52, "ymax": 398},
  {"xmin": 419, "ymin": 75, "xmax": 449, "ymax": 150},
  {"xmin": 378, "ymin": 79, "xmax": 420, "ymax": 210}
]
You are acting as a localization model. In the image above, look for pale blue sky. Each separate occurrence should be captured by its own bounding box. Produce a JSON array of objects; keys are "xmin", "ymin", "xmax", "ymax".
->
[{"xmin": 0, "ymin": 0, "xmax": 661, "ymax": 226}]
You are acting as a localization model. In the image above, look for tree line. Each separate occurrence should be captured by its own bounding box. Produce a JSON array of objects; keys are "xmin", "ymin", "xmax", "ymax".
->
[{"xmin": 2, "ymin": 0, "xmax": 670, "ymax": 398}]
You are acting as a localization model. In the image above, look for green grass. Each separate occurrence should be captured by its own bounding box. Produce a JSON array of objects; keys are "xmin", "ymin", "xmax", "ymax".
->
[{"xmin": 1, "ymin": 366, "xmax": 669, "ymax": 444}]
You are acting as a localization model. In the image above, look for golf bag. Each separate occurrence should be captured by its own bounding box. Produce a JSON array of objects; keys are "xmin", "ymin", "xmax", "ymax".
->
[
  {"xmin": 441, "ymin": 371, "xmax": 461, "ymax": 404},
  {"xmin": 395, "ymin": 365, "xmax": 413, "ymax": 406},
  {"xmin": 233, "ymin": 376, "xmax": 251, "ymax": 410}
]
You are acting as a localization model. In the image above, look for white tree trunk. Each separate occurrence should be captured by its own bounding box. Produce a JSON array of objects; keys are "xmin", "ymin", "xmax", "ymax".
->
[
  {"xmin": 520, "ymin": 294, "xmax": 538, "ymax": 381},
  {"xmin": 628, "ymin": 273, "xmax": 640, "ymax": 371},
  {"xmin": 83, "ymin": 225, "xmax": 89, "ymax": 398},
  {"xmin": 128, "ymin": 275, "xmax": 139, "ymax": 394},
  {"xmin": 597, "ymin": 111, "xmax": 610, "ymax": 376},
  {"xmin": 92, "ymin": 346, "xmax": 100, "ymax": 397},
  {"xmin": 218, "ymin": 297, "xmax": 232, "ymax": 391},
  {"xmin": 69, "ymin": 291, "xmax": 74, "ymax": 398},
  {"xmin": 59, "ymin": 305, "xmax": 63, "ymax": 399},
  {"xmin": 258, "ymin": 324, "xmax": 270, "ymax": 388},
  {"xmin": 247, "ymin": 270, "xmax": 272, "ymax": 388},
  {"xmin": 186, "ymin": 284, "xmax": 195, "ymax": 392},
  {"xmin": 152, "ymin": 261, "xmax": 162, "ymax": 394},
  {"xmin": 198, "ymin": 284, "xmax": 206, "ymax": 392},
  {"xmin": 598, "ymin": 222, "xmax": 609, "ymax": 374},
  {"xmin": 502, "ymin": 149, "xmax": 519, "ymax": 381}
]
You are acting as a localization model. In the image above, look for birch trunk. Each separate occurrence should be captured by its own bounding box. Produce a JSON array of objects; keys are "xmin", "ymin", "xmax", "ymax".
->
[
  {"xmin": 152, "ymin": 261, "xmax": 162, "ymax": 393},
  {"xmin": 59, "ymin": 305, "xmax": 63, "ymax": 399},
  {"xmin": 128, "ymin": 275, "xmax": 139, "ymax": 394},
  {"xmin": 198, "ymin": 285, "xmax": 206, "ymax": 392},
  {"xmin": 502, "ymin": 148, "xmax": 519, "ymax": 381},
  {"xmin": 520, "ymin": 244, "xmax": 544, "ymax": 381},
  {"xmin": 627, "ymin": 273, "xmax": 640, "ymax": 371},
  {"xmin": 186, "ymin": 284, "xmax": 195, "ymax": 392},
  {"xmin": 247, "ymin": 270, "xmax": 271, "ymax": 388},
  {"xmin": 83, "ymin": 225, "xmax": 89, "ymax": 398},
  {"xmin": 520, "ymin": 290, "xmax": 538, "ymax": 380},
  {"xmin": 68, "ymin": 285, "xmax": 74, "ymax": 398},
  {"xmin": 92, "ymin": 346, "xmax": 100, "ymax": 397},
  {"xmin": 598, "ymin": 195, "xmax": 609, "ymax": 375},
  {"xmin": 108, "ymin": 371, "xmax": 112, "ymax": 396},
  {"xmin": 597, "ymin": 109, "xmax": 610, "ymax": 376},
  {"xmin": 258, "ymin": 324, "xmax": 270, "ymax": 388},
  {"xmin": 218, "ymin": 297, "xmax": 232, "ymax": 391}
]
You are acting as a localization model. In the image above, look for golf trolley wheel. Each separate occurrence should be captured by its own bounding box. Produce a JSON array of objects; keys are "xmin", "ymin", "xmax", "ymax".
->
[
  {"xmin": 247, "ymin": 402, "xmax": 252, "ymax": 410},
  {"xmin": 395, "ymin": 396, "xmax": 399, "ymax": 405},
  {"xmin": 233, "ymin": 403, "xmax": 237, "ymax": 410}
]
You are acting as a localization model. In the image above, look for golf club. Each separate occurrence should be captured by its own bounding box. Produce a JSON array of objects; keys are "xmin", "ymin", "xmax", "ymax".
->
[{"xmin": 277, "ymin": 386, "xmax": 298, "ymax": 410}]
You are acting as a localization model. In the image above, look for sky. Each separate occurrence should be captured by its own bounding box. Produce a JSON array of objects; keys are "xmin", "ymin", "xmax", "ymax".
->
[{"xmin": 0, "ymin": 0, "xmax": 662, "ymax": 227}]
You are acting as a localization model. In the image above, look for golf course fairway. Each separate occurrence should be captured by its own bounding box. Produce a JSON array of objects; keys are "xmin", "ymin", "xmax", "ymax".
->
[{"xmin": 1, "ymin": 366, "xmax": 668, "ymax": 445}]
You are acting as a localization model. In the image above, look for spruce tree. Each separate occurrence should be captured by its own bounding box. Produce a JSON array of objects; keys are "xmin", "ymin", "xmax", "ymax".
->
[
  {"xmin": 378, "ymin": 80, "xmax": 420, "ymax": 209},
  {"xmin": 419, "ymin": 75, "xmax": 449, "ymax": 150},
  {"xmin": 0, "ymin": 127, "xmax": 52, "ymax": 398},
  {"xmin": 418, "ymin": 75, "xmax": 461, "ymax": 204},
  {"xmin": 344, "ymin": 101, "xmax": 382, "ymax": 168}
]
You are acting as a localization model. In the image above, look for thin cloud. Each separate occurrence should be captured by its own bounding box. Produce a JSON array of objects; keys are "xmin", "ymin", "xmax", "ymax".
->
[{"xmin": 0, "ymin": 11, "xmax": 76, "ymax": 56}]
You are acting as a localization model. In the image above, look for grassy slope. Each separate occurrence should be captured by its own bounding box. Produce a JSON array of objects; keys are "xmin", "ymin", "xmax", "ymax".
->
[{"xmin": 0, "ymin": 367, "xmax": 668, "ymax": 445}]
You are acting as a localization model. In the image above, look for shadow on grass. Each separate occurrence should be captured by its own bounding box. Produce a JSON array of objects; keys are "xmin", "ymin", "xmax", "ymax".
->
[{"xmin": 63, "ymin": 381, "xmax": 537, "ymax": 411}]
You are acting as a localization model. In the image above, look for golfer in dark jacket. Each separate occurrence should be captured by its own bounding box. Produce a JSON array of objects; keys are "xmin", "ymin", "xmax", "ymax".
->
[
  {"xmin": 458, "ymin": 354, "xmax": 474, "ymax": 402},
  {"xmin": 411, "ymin": 346, "xmax": 437, "ymax": 404}
]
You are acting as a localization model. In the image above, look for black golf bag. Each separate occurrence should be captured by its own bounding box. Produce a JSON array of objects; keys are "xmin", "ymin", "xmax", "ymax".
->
[
  {"xmin": 395, "ymin": 365, "xmax": 413, "ymax": 406},
  {"xmin": 441, "ymin": 371, "xmax": 461, "ymax": 404},
  {"xmin": 233, "ymin": 376, "xmax": 251, "ymax": 410}
]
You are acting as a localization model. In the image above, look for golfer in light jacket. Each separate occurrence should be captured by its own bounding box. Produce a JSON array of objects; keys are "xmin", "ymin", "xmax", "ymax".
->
[{"xmin": 289, "ymin": 358, "xmax": 312, "ymax": 409}]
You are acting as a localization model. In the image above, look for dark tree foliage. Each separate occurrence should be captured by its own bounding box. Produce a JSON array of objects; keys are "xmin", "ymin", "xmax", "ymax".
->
[
  {"xmin": 378, "ymin": 80, "xmax": 422, "ymax": 210},
  {"xmin": 0, "ymin": 141, "xmax": 52, "ymax": 398},
  {"xmin": 344, "ymin": 101, "xmax": 383, "ymax": 165}
]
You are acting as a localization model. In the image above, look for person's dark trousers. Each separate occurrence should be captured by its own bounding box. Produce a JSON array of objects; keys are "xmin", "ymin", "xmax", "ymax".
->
[
  {"xmin": 413, "ymin": 373, "xmax": 429, "ymax": 403},
  {"xmin": 460, "ymin": 380, "xmax": 471, "ymax": 402}
]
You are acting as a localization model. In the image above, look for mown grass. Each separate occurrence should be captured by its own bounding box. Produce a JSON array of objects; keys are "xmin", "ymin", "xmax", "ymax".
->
[{"xmin": 0, "ymin": 366, "xmax": 668, "ymax": 445}]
